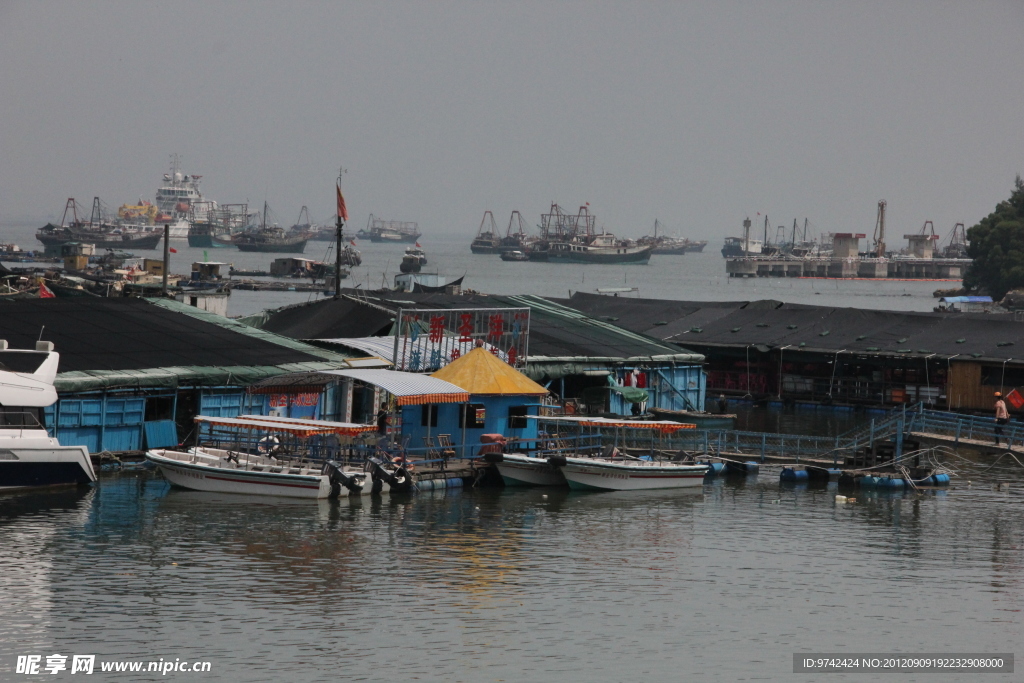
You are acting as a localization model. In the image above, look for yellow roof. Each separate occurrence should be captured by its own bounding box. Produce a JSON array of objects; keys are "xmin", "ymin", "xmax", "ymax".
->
[{"xmin": 431, "ymin": 347, "xmax": 548, "ymax": 396}]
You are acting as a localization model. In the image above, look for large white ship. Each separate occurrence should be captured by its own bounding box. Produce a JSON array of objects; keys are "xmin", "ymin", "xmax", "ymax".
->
[{"xmin": 154, "ymin": 154, "xmax": 215, "ymax": 238}]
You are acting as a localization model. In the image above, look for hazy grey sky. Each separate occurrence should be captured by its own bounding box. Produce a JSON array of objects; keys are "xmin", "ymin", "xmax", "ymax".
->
[{"xmin": 2, "ymin": 1, "xmax": 1022, "ymax": 243}]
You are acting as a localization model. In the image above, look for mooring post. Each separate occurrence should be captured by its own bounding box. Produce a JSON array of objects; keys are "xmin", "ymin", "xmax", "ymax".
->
[
  {"xmin": 760, "ymin": 433, "xmax": 766, "ymax": 463},
  {"xmin": 955, "ymin": 419, "xmax": 961, "ymax": 445}
]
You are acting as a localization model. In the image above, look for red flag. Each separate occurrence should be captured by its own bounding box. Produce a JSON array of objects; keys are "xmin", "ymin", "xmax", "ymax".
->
[
  {"xmin": 39, "ymin": 282, "xmax": 55, "ymax": 298},
  {"xmin": 336, "ymin": 183, "xmax": 349, "ymax": 221},
  {"xmin": 349, "ymin": 239, "xmax": 357, "ymax": 246},
  {"xmin": 415, "ymin": 241, "xmax": 421, "ymax": 248},
  {"xmin": 169, "ymin": 247, "xmax": 178, "ymax": 253}
]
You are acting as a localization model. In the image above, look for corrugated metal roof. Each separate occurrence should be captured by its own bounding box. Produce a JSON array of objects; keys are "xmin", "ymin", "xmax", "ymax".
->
[{"xmin": 321, "ymin": 369, "xmax": 470, "ymax": 405}]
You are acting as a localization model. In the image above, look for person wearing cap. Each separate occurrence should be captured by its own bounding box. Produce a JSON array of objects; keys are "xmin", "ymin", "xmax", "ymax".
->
[{"xmin": 994, "ymin": 392, "xmax": 1009, "ymax": 445}]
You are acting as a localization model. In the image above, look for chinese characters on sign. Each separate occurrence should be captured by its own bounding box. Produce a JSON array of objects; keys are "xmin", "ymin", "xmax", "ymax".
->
[{"xmin": 393, "ymin": 307, "xmax": 530, "ymax": 372}]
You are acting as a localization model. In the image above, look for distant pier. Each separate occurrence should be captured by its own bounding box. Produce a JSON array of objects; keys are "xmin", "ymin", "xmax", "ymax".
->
[{"xmin": 725, "ymin": 255, "xmax": 969, "ymax": 279}]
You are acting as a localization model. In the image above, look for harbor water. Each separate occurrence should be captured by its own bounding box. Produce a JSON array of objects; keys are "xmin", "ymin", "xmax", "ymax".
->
[
  {"xmin": 1, "ymin": 458, "xmax": 1021, "ymax": 682},
  {"xmin": 2, "ymin": 222, "xmax": 952, "ymax": 318}
]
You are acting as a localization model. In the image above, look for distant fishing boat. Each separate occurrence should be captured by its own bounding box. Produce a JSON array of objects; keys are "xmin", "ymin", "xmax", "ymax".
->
[
  {"xmin": 366, "ymin": 214, "xmax": 421, "ymax": 243},
  {"xmin": 235, "ymin": 202, "xmax": 310, "ymax": 253},
  {"xmin": 500, "ymin": 249, "xmax": 529, "ymax": 262},
  {"xmin": 37, "ymin": 198, "xmax": 163, "ymax": 250},
  {"xmin": 399, "ymin": 246, "xmax": 427, "ymax": 273},
  {"xmin": 470, "ymin": 211, "xmax": 502, "ymax": 253},
  {"xmin": 527, "ymin": 205, "xmax": 653, "ymax": 264}
]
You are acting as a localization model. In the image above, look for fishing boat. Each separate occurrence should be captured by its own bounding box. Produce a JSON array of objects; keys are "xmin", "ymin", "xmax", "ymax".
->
[
  {"xmin": 529, "ymin": 205, "xmax": 653, "ymax": 264},
  {"xmin": 470, "ymin": 211, "xmax": 502, "ymax": 253},
  {"xmin": 638, "ymin": 220, "xmax": 694, "ymax": 255},
  {"xmin": 366, "ymin": 214, "xmax": 422, "ymax": 243},
  {"xmin": 146, "ymin": 415, "xmax": 413, "ymax": 499},
  {"xmin": 549, "ymin": 454, "xmax": 708, "ymax": 491},
  {"xmin": 531, "ymin": 416, "xmax": 705, "ymax": 491},
  {"xmin": 500, "ymin": 249, "xmax": 529, "ymax": 262},
  {"xmin": 399, "ymin": 246, "xmax": 427, "ymax": 273},
  {"xmin": 0, "ymin": 340, "xmax": 97, "ymax": 491},
  {"xmin": 235, "ymin": 202, "xmax": 310, "ymax": 253},
  {"xmin": 543, "ymin": 233, "xmax": 653, "ymax": 264},
  {"xmin": 187, "ymin": 202, "xmax": 248, "ymax": 248},
  {"xmin": 484, "ymin": 452, "xmax": 567, "ymax": 486},
  {"xmin": 37, "ymin": 198, "xmax": 164, "ymax": 250}
]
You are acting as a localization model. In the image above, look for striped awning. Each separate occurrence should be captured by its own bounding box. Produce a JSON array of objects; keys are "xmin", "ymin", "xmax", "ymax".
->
[
  {"xmin": 319, "ymin": 369, "xmax": 470, "ymax": 406},
  {"xmin": 238, "ymin": 415, "xmax": 377, "ymax": 436},
  {"xmin": 530, "ymin": 415, "xmax": 696, "ymax": 433},
  {"xmin": 195, "ymin": 415, "xmax": 370, "ymax": 438}
]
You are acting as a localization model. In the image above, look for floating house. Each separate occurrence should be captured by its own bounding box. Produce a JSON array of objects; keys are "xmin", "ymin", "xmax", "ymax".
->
[
  {"xmin": 244, "ymin": 291, "xmax": 708, "ymax": 416},
  {"xmin": 561, "ymin": 292, "xmax": 1024, "ymax": 412},
  {"xmin": 0, "ymin": 298, "xmax": 383, "ymax": 454}
]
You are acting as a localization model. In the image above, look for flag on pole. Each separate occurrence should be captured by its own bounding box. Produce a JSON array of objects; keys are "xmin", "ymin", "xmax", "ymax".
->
[
  {"xmin": 39, "ymin": 282, "xmax": 55, "ymax": 298},
  {"xmin": 169, "ymin": 247, "xmax": 178, "ymax": 253},
  {"xmin": 336, "ymin": 183, "xmax": 349, "ymax": 221},
  {"xmin": 349, "ymin": 239, "xmax": 357, "ymax": 246},
  {"xmin": 415, "ymin": 242, "xmax": 421, "ymax": 248}
]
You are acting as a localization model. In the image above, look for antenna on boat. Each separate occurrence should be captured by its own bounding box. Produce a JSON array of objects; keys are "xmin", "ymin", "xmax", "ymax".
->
[{"xmin": 37, "ymin": 326, "xmax": 45, "ymax": 341}]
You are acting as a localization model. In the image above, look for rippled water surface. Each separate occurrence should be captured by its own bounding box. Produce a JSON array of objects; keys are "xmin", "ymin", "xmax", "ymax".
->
[{"xmin": 2, "ymin": 457, "xmax": 1023, "ymax": 682}]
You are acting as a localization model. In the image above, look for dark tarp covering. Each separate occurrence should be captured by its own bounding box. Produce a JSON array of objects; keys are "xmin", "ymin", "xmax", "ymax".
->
[
  {"xmin": 241, "ymin": 296, "xmax": 395, "ymax": 339},
  {"xmin": 253, "ymin": 291, "xmax": 700, "ymax": 361},
  {"xmin": 658, "ymin": 303, "xmax": 1024, "ymax": 363},
  {"xmin": 0, "ymin": 297, "xmax": 324, "ymax": 372}
]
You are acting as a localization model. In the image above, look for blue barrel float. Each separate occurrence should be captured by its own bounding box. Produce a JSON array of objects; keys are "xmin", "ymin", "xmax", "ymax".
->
[
  {"xmin": 701, "ymin": 461, "xmax": 727, "ymax": 477},
  {"xmin": 780, "ymin": 466, "xmax": 809, "ymax": 482}
]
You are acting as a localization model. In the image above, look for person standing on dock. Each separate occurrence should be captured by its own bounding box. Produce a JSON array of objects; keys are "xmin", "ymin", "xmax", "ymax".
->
[{"xmin": 994, "ymin": 392, "xmax": 1009, "ymax": 445}]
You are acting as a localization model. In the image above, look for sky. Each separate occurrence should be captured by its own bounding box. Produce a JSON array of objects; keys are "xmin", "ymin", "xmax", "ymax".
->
[{"xmin": 1, "ymin": 1, "xmax": 1022, "ymax": 245}]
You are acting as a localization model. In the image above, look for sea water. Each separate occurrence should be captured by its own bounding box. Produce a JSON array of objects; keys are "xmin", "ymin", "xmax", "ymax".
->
[
  {"xmin": 0, "ymin": 457, "xmax": 1020, "ymax": 682},
  {"xmin": 2, "ymin": 222, "xmax": 950, "ymax": 318}
]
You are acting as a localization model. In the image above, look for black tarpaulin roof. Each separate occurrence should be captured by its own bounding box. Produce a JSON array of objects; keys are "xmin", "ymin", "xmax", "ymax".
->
[
  {"xmin": 664, "ymin": 304, "xmax": 1024, "ymax": 363},
  {"xmin": 246, "ymin": 296, "xmax": 395, "ymax": 339},
  {"xmin": 249, "ymin": 291, "xmax": 701, "ymax": 362},
  {"xmin": 0, "ymin": 298, "xmax": 324, "ymax": 372}
]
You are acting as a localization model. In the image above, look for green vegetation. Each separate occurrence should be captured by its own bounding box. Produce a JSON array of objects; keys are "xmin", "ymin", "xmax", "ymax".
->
[{"xmin": 964, "ymin": 175, "xmax": 1024, "ymax": 299}]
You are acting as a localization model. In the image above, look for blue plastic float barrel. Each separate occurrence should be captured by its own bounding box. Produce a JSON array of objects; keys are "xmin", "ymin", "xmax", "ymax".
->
[
  {"xmin": 780, "ymin": 467, "xmax": 808, "ymax": 482},
  {"xmin": 701, "ymin": 461, "xmax": 726, "ymax": 477},
  {"xmin": 932, "ymin": 473, "xmax": 950, "ymax": 486}
]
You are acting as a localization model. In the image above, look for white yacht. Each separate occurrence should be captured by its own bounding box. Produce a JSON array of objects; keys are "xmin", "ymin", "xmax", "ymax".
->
[{"xmin": 0, "ymin": 341, "xmax": 96, "ymax": 491}]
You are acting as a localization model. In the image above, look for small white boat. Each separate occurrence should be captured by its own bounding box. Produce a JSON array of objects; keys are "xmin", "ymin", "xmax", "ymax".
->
[
  {"xmin": 146, "ymin": 416, "xmax": 411, "ymax": 499},
  {"xmin": 485, "ymin": 452, "xmax": 566, "ymax": 487},
  {"xmin": 549, "ymin": 454, "xmax": 708, "ymax": 491},
  {"xmin": 0, "ymin": 341, "xmax": 96, "ymax": 491}
]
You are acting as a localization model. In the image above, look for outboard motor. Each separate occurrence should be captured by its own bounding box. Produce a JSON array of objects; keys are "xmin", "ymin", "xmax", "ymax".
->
[
  {"xmin": 323, "ymin": 460, "xmax": 363, "ymax": 498},
  {"xmin": 547, "ymin": 454, "xmax": 567, "ymax": 468},
  {"xmin": 366, "ymin": 455, "xmax": 414, "ymax": 494}
]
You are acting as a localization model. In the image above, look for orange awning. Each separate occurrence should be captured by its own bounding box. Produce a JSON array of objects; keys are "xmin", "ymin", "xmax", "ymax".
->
[{"xmin": 531, "ymin": 415, "xmax": 696, "ymax": 433}]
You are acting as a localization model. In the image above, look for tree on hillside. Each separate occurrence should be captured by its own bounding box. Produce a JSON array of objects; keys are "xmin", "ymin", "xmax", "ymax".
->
[{"xmin": 963, "ymin": 175, "xmax": 1024, "ymax": 300}]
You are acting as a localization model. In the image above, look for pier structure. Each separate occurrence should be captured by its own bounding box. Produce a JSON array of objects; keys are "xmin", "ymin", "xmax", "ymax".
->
[{"xmin": 725, "ymin": 231, "xmax": 970, "ymax": 279}]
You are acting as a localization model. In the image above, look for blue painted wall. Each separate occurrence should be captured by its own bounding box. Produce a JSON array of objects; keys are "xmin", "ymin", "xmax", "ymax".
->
[
  {"xmin": 608, "ymin": 364, "xmax": 706, "ymax": 414},
  {"xmin": 399, "ymin": 394, "xmax": 541, "ymax": 458}
]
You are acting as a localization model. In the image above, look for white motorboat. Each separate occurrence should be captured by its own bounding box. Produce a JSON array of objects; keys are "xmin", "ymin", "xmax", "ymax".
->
[
  {"xmin": 146, "ymin": 415, "xmax": 412, "ymax": 499},
  {"xmin": 548, "ymin": 454, "xmax": 708, "ymax": 491},
  {"xmin": 0, "ymin": 341, "xmax": 96, "ymax": 491},
  {"xmin": 484, "ymin": 452, "xmax": 566, "ymax": 487}
]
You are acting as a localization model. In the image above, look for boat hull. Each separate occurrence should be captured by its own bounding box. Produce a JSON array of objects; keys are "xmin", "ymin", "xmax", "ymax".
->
[
  {"xmin": 496, "ymin": 454, "xmax": 567, "ymax": 487},
  {"xmin": 36, "ymin": 228, "xmax": 163, "ymax": 250},
  {"xmin": 559, "ymin": 457, "xmax": 707, "ymax": 491},
  {"xmin": 236, "ymin": 239, "xmax": 308, "ymax": 254},
  {"xmin": 544, "ymin": 246, "xmax": 653, "ymax": 265},
  {"xmin": 0, "ymin": 446, "xmax": 96, "ymax": 491}
]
